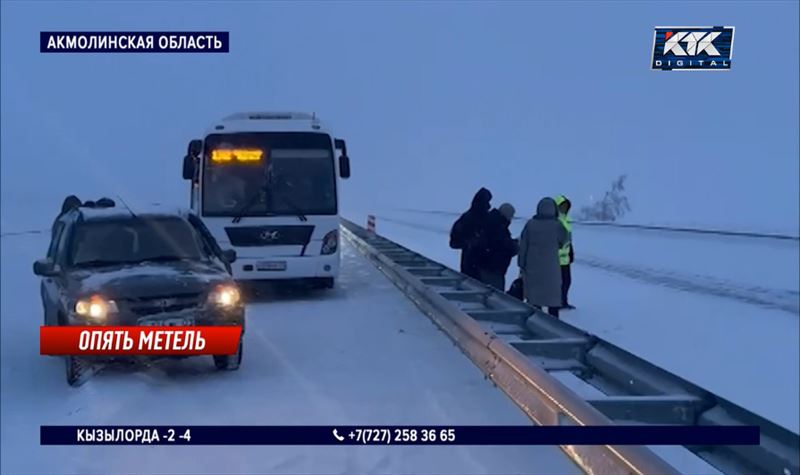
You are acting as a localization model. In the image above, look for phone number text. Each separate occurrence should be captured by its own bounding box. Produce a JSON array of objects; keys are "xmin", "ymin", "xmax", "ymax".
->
[{"xmin": 352, "ymin": 428, "xmax": 456, "ymax": 444}]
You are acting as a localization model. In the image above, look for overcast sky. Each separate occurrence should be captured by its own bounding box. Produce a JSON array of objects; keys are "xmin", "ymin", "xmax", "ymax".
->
[{"xmin": 2, "ymin": 1, "xmax": 798, "ymax": 232}]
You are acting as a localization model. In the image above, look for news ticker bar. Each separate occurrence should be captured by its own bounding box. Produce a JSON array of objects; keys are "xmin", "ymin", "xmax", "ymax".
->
[
  {"xmin": 41, "ymin": 425, "xmax": 760, "ymax": 446},
  {"xmin": 40, "ymin": 32, "xmax": 229, "ymax": 53}
]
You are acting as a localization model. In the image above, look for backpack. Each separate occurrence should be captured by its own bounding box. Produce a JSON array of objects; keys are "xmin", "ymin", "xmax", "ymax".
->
[
  {"xmin": 507, "ymin": 277, "xmax": 524, "ymax": 300},
  {"xmin": 465, "ymin": 227, "xmax": 489, "ymax": 259},
  {"xmin": 449, "ymin": 217, "xmax": 465, "ymax": 249}
]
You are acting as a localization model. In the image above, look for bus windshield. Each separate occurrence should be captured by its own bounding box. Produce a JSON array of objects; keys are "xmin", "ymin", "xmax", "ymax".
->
[{"xmin": 201, "ymin": 132, "xmax": 337, "ymax": 217}]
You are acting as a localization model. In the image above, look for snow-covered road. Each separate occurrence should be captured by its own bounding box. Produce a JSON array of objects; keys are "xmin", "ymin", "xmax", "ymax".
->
[
  {"xmin": 0, "ymin": 233, "xmax": 578, "ymax": 475},
  {"xmin": 346, "ymin": 209, "xmax": 800, "ymax": 434}
]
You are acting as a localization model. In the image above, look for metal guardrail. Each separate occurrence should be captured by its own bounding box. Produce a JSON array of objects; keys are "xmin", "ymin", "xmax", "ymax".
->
[
  {"xmin": 399, "ymin": 209, "xmax": 800, "ymax": 241},
  {"xmin": 341, "ymin": 219, "xmax": 800, "ymax": 475}
]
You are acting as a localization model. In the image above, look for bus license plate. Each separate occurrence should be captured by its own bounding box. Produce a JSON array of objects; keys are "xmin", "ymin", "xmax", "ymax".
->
[{"xmin": 257, "ymin": 261, "xmax": 287, "ymax": 271}]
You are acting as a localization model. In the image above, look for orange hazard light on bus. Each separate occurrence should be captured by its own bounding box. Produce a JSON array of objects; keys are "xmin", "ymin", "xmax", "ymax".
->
[{"xmin": 211, "ymin": 149, "xmax": 263, "ymax": 163}]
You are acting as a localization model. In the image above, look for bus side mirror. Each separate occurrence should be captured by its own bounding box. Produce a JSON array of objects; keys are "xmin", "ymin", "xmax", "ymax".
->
[
  {"xmin": 339, "ymin": 155, "xmax": 351, "ymax": 179},
  {"xmin": 187, "ymin": 139, "xmax": 203, "ymax": 158},
  {"xmin": 335, "ymin": 139, "xmax": 350, "ymax": 179},
  {"xmin": 182, "ymin": 155, "xmax": 196, "ymax": 180}
]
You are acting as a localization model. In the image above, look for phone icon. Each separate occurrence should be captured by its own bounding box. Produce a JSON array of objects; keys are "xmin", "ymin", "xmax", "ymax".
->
[{"xmin": 332, "ymin": 429, "xmax": 345, "ymax": 442}]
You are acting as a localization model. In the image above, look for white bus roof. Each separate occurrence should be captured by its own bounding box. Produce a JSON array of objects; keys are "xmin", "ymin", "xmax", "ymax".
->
[{"xmin": 206, "ymin": 111, "xmax": 331, "ymax": 135}]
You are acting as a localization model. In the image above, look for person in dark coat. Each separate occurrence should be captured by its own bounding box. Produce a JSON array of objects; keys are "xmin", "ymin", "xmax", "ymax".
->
[
  {"xmin": 52, "ymin": 195, "xmax": 81, "ymax": 238},
  {"xmin": 518, "ymin": 197, "xmax": 568, "ymax": 318},
  {"xmin": 449, "ymin": 187, "xmax": 492, "ymax": 279},
  {"xmin": 477, "ymin": 203, "xmax": 518, "ymax": 291},
  {"xmin": 60, "ymin": 195, "xmax": 81, "ymax": 215}
]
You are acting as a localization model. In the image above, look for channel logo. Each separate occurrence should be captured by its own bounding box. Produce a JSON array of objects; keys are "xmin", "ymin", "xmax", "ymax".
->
[{"xmin": 651, "ymin": 26, "xmax": 734, "ymax": 71}]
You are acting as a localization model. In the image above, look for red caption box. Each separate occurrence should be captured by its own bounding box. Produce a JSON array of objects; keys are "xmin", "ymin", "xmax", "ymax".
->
[{"xmin": 40, "ymin": 326, "xmax": 242, "ymax": 356}]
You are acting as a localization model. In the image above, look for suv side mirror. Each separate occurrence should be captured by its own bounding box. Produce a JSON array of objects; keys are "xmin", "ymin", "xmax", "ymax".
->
[
  {"xmin": 339, "ymin": 155, "xmax": 351, "ymax": 179},
  {"xmin": 222, "ymin": 249, "xmax": 237, "ymax": 263},
  {"xmin": 187, "ymin": 139, "xmax": 203, "ymax": 158},
  {"xmin": 33, "ymin": 258, "xmax": 60, "ymax": 277},
  {"xmin": 182, "ymin": 155, "xmax": 196, "ymax": 180}
]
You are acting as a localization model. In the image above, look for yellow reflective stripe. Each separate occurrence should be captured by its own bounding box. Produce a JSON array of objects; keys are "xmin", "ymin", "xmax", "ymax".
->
[{"xmin": 558, "ymin": 246, "xmax": 570, "ymax": 265}]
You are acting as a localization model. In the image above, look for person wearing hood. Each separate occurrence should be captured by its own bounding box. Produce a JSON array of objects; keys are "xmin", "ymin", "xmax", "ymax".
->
[
  {"xmin": 554, "ymin": 195, "xmax": 575, "ymax": 309},
  {"xmin": 52, "ymin": 195, "xmax": 81, "ymax": 237},
  {"xmin": 449, "ymin": 187, "xmax": 492, "ymax": 279},
  {"xmin": 477, "ymin": 203, "xmax": 518, "ymax": 291},
  {"xmin": 518, "ymin": 197, "xmax": 568, "ymax": 318},
  {"xmin": 60, "ymin": 195, "xmax": 81, "ymax": 215}
]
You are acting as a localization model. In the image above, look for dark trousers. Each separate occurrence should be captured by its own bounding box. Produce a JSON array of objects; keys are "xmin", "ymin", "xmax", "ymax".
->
[
  {"xmin": 479, "ymin": 270, "xmax": 505, "ymax": 292},
  {"xmin": 461, "ymin": 254, "xmax": 481, "ymax": 280},
  {"xmin": 560, "ymin": 265, "xmax": 572, "ymax": 306}
]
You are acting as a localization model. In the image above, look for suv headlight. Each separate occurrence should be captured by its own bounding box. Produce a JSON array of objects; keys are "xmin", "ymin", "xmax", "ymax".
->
[
  {"xmin": 321, "ymin": 229, "xmax": 339, "ymax": 255},
  {"xmin": 208, "ymin": 284, "xmax": 241, "ymax": 307},
  {"xmin": 75, "ymin": 295, "xmax": 118, "ymax": 321}
]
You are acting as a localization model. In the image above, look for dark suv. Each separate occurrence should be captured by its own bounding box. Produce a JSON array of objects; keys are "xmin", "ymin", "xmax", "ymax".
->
[{"xmin": 34, "ymin": 198, "xmax": 246, "ymax": 385}]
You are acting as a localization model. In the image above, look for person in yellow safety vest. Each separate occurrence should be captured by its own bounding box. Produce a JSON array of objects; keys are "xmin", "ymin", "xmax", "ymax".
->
[{"xmin": 554, "ymin": 195, "xmax": 575, "ymax": 309}]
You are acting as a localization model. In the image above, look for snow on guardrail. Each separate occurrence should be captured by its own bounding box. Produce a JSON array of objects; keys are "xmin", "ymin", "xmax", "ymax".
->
[{"xmin": 341, "ymin": 218, "xmax": 681, "ymax": 475}]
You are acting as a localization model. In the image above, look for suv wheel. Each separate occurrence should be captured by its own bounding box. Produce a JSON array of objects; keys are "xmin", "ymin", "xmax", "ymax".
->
[
  {"xmin": 213, "ymin": 337, "xmax": 243, "ymax": 371},
  {"xmin": 65, "ymin": 356, "xmax": 82, "ymax": 386}
]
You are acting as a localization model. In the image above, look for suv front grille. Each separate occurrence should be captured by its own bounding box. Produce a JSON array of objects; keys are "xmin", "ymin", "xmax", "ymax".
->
[{"xmin": 123, "ymin": 292, "xmax": 204, "ymax": 317}]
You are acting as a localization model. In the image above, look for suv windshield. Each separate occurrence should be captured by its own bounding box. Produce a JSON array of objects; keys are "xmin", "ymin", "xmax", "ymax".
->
[
  {"xmin": 201, "ymin": 132, "xmax": 337, "ymax": 217},
  {"xmin": 69, "ymin": 217, "xmax": 209, "ymax": 267}
]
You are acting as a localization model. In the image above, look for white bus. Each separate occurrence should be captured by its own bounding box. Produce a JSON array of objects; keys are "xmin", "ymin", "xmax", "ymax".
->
[{"xmin": 181, "ymin": 112, "xmax": 351, "ymax": 288}]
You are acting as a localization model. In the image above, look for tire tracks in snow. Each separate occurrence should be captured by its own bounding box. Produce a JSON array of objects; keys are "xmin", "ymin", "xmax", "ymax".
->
[
  {"xmin": 578, "ymin": 256, "xmax": 799, "ymax": 315},
  {"xmin": 373, "ymin": 215, "xmax": 799, "ymax": 315}
]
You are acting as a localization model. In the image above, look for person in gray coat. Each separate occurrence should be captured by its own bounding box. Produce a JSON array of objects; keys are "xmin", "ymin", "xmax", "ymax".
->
[{"xmin": 517, "ymin": 197, "xmax": 568, "ymax": 318}]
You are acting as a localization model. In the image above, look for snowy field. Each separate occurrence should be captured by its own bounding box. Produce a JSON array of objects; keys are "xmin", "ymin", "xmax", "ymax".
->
[
  {"xmin": 0, "ymin": 233, "xmax": 579, "ymax": 475},
  {"xmin": 344, "ymin": 209, "xmax": 800, "ymax": 434}
]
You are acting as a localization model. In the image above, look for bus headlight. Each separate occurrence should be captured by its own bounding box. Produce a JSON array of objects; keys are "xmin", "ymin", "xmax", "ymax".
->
[
  {"xmin": 321, "ymin": 229, "xmax": 339, "ymax": 255},
  {"xmin": 209, "ymin": 284, "xmax": 241, "ymax": 307},
  {"xmin": 75, "ymin": 296, "xmax": 118, "ymax": 321}
]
